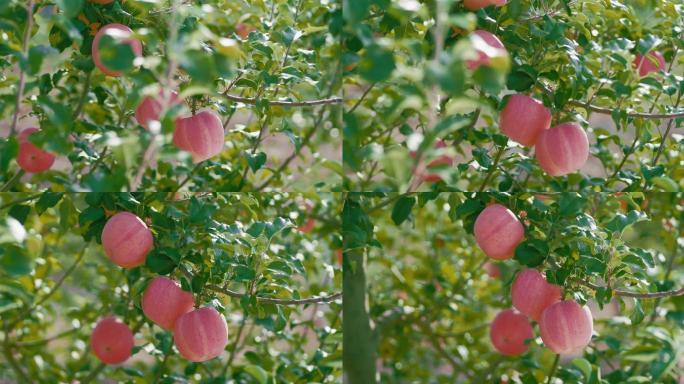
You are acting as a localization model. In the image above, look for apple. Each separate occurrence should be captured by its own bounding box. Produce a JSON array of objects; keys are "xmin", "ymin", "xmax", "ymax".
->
[
  {"xmin": 474, "ymin": 204, "xmax": 524, "ymax": 260},
  {"xmin": 539, "ymin": 300, "xmax": 593, "ymax": 354},
  {"xmin": 101, "ymin": 212, "xmax": 154, "ymax": 268},
  {"xmin": 135, "ymin": 90, "xmax": 182, "ymax": 131},
  {"xmin": 335, "ymin": 249, "xmax": 343, "ymax": 265},
  {"xmin": 92, "ymin": 23, "xmax": 143, "ymax": 77},
  {"xmin": 91, "ymin": 317, "xmax": 134, "ymax": 365},
  {"xmin": 511, "ymin": 269, "xmax": 562, "ymax": 321},
  {"xmin": 142, "ymin": 277, "xmax": 195, "ymax": 331},
  {"xmin": 534, "ymin": 123, "xmax": 589, "ymax": 176},
  {"xmin": 16, "ymin": 128, "xmax": 56, "ymax": 173},
  {"xmin": 634, "ymin": 51, "xmax": 666, "ymax": 77},
  {"xmin": 484, "ymin": 262, "xmax": 500, "ymax": 278},
  {"xmin": 500, "ymin": 94, "xmax": 552, "ymax": 146},
  {"xmin": 173, "ymin": 110, "xmax": 225, "ymax": 163},
  {"xmin": 466, "ymin": 30, "xmax": 506, "ymax": 70},
  {"xmin": 298, "ymin": 217, "xmax": 316, "ymax": 233},
  {"xmin": 174, "ymin": 307, "xmax": 228, "ymax": 362},
  {"xmin": 490, "ymin": 309, "xmax": 534, "ymax": 356},
  {"xmin": 464, "ymin": 0, "xmax": 507, "ymax": 10}
]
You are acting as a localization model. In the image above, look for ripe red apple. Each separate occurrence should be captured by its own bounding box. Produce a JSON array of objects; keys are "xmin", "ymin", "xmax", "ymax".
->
[
  {"xmin": 91, "ymin": 317, "xmax": 134, "ymax": 365},
  {"xmin": 466, "ymin": 30, "xmax": 506, "ymax": 70},
  {"xmin": 16, "ymin": 128, "xmax": 56, "ymax": 173},
  {"xmin": 173, "ymin": 110, "xmax": 225, "ymax": 163},
  {"xmin": 534, "ymin": 123, "xmax": 589, "ymax": 176},
  {"xmin": 539, "ymin": 300, "xmax": 593, "ymax": 354},
  {"xmin": 490, "ymin": 309, "xmax": 534, "ymax": 356},
  {"xmin": 101, "ymin": 212, "xmax": 154, "ymax": 268},
  {"xmin": 484, "ymin": 262, "xmax": 500, "ymax": 278},
  {"xmin": 92, "ymin": 23, "xmax": 142, "ymax": 77},
  {"xmin": 474, "ymin": 204, "xmax": 524, "ymax": 260},
  {"xmin": 142, "ymin": 277, "xmax": 195, "ymax": 331},
  {"xmin": 410, "ymin": 140, "xmax": 454, "ymax": 182},
  {"xmin": 500, "ymin": 94, "xmax": 552, "ymax": 146},
  {"xmin": 235, "ymin": 23, "xmax": 255, "ymax": 40},
  {"xmin": 174, "ymin": 307, "xmax": 228, "ymax": 362},
  {"xmin": 463, "ymin": 0, "xmax": 506, "ymax": 10},
  {"xmin": 135, "ymin": 90, "xmax": 182, "ymax": 130},
  {"xmin": 634, "ymin": 51, "xmax": 666, "ymax": 77},
  {"xmin": 511, "ymin": 269, "xmax": 562, "ymax": 321}
]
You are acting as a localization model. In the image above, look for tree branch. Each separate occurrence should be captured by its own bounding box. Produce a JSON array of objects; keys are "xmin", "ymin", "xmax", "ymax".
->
[
  {"xmin": 205, "ymin": 284, "xmax": 341, "ymax": 305},
  {"xmin": 574, "ymin": 278, "xmax": 684, "ymax": 298},
  {"xmin": 223, "ymin": 93, "xmax": 342, "ymax": 107},
  {"xmin": 9, "ymin": 0, "xmax": 34, "ymax": 137}
]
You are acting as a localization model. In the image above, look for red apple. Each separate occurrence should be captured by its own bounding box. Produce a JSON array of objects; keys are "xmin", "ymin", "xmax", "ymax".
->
[
  {"xmin": 534, "ymin": 123, "xmax": 589, "ymax": 176},
  {"xmin": 500, "ymin": 94, "xmax": 551, "ymax": 146},
  {"xmin": 16, "ymin": 127, "xmax": 56, "ymax": 173},
  {"xmin": 466, "ymin": 30, "xmax": 506, "ymax": 70},
  {"xmin": 173, "ymin": 110, "xmax": 225, "ymax": 163},
  {"xmin": 92, "ymin": 23, "xmax": 143, "ymax": 77},
  {"xmin": 174, "ymin": 307, "xmax": 228, "ymax": 362},
  {"xmin": 298, "ymin": 217, "xmax": 316, "ymax": 233},
  {"xmin": 634, "ymin": 51, "xmax": 666, "ymax": 77},
  {"xmin": 142, "ymin": 277, "xmax": 195, "ymax": 331},
  {"xmin": 410, "ymin": 140, "xmax": 454, "ymax": 182},
  {"xmin": 91, "ymin": 317, "xmax": 134, "ymax": 365},
  {"xmin": 135, "ymin": 90, "xmax": 182, "ymax": 130},
  {"xmin": 539, "ymin": 300, "xmax": 593, "ymax": 354},
  {"xmin": 474, "ymin": 204, "xmax": 524, "ymax": 260},
  {"xmin": 335, "ymin": 249, "xmax": 343, "ymax": 265},
  {"xmin": 101, "ymin": 212, "xmax": 154, "ymax": 268},
  {"xmin": 464, "ymin": 0, "xmax": 507, "ymax": 10},
  {"xmin": 490, "ymin": 309, "xmax": 534, "ymax": 356},
  {"xmin": 235, "ymin": 23, "xmax": 256, "ymax": 40},
  {"xmin": 511, "ymin": 269, "xmax": 562, "ymax": 321}
]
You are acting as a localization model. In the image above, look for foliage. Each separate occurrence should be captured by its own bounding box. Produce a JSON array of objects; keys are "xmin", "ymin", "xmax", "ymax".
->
[
  {"xmin": 342, "ymin": 0, "xmax": 684, "ymax": 192},
  {"xmin": 0, "ymin": 192, "xmax": 341, "ymax": 382},
  {"xmin": 0, "ymin": 0, "xmax": 342, "ymax": 192},
  {"xmin": 343, "ymin": 192, "xmax": 684, "ymax": 383}
]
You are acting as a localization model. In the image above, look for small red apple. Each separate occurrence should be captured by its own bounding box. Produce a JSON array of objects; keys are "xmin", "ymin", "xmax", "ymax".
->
[
  {"xmin": 92, "ymin": 23, "xmax": 143, "ymax": 77},
  {"xmin": 101, "ymin": 212, "xmax": 154, "ymax": 268},
  {"xmin": 490, "ymin": 309, "xmax": 534, "ymax": 356},
  {"xmin": 534, "ymin": 123, "xmax": 589, "ymax": 176},
  {"xmin": 500, "ymin": 94, "xmax": 551, "ymax": 146},
  {"xmin": 463, "ymin": 0, "xmax": 507, "ymax": 10},
  {"xmin": 484, "ymin": 262, "xmax": 500, "ymax": 278},
  {"xmin": 634, "ymin": 51, "xmax": 666, "ymax": 77},
  {"xmin": 173, "ymin": 110, "xmax": 225, "ymax": 163},
  {"xmin": 91, "ymin": 317, "xmax": 134, "ymax": 365},
  {"xmin": 142, "ymin": 277, "xmax": 195, "ymax": 331},
  {"xmin": 539, "ymin": 300, "xmax": 593, "ymax": 354},
  {"xmin": 474, "ymin": 204, "xmax": 524, "ymax": 260},
  {"xmin": 135, "ymin": 90, "xmax": 183, "ymax": 131},
  {"xmin": 235, "ymin": 23, "xmax": 255, "ymax": 40},
  {"xmin": 511, "ymin": 269, "xmax": 562, "ymax": 322},
  {"xmin": 410, "ymin": 140, "xmax": 455, "ymax": 183},
  {"xmin": 466, "ymin": 30, "xmax": 506, "ymax": 70},
  {"xmin": 174, "ymin": 307, "xmax": 228, "ymax": 362},
  {"xmin": 16, "ymin": 127, "xmax": 56, "ymax": 173}
]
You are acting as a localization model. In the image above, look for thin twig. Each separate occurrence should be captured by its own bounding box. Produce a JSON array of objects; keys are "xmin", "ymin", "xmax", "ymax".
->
[
  {"xmin": 0, "ymin": 170, "xmax": 25, "ymax": 192},
  {"xmin": 478, "ymin": 142, "xmax": 507, "ymax": 192},
  {"xmin": 223, "ymin": 93, "xmax": 342, "ymax": 107},
  {"xmin": 205, "ymin": 284, "xmax": 341, "ymax": 305},
  {"xmin": 9, "ymin": 0, "xmax": 35, "ymax": 137},
  {"xmin": 573, "ymin": 278, "xmax": 684, "ymax": 298},
  {"xmin": 0, "ymin": 193, "xmax": 40, "ymax": 209},
  {"xmin": 73, "ymin": 70, "xmax": 93, "ymax": 120},
  {"xmin": 546, "ymin": 354, "xmax": 560, "ymax": 384},
  {"xmin": 14, "ymin": 327, "xmax": 79, "ymax": 347},
  {"xmin": 347, "ymin": 83, "xmax": 375, "ymax": 114}
]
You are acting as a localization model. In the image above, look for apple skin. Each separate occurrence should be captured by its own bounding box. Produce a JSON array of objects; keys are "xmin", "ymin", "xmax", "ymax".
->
[
  {"xmin": 484, "ymin": 262, "xmax": 500, "ymax": 278},
  {"xmin": 490, "ymin": 309, "xmax": 534, "ymax": 356},
  {"xmin": 534, "ymin": 123, "xmax": 589, "ymax": 176},
  {"xmin": 142, "ymin": 277, "xmax": 195, "ymax": 331},
  {"xmin": 174, "ymin": 307, "xmax": 228, "ymax": 362},
  {"xmin": 511, "ymin": 269, "xmax": 562, "ymax": 321},
  {"xmin": 101, "ymin": 212, "xmax": 154, "ymax": 268},
  {"xmin": 135, "ymin": 91, "xmax": 182, "ymax": 130},
  {"xmin": 466, "ymin": 30, "xmax": 506, "ymax": 70},
  {"xmin": 92, "ymin": 23, "xmax": 142, "ymax": 77},
  {"xmin": 173, "ymin": 110, "xmax": 225, "ymax": 163},
  {"xmin": 91, "ymin": 317, "xmax": 134, "ymax": 365},
  {"xmin": 474, "ymin": 204, "xmax": 524, "ymax": 260},
  {"xmin": 634, "ymin": 51, "xmax": 666, "ymax": 77},
  {"xmin": 539, "ymin": 300, "xmax": 593, "ymax": 354},
  {"xmin": 464, "ymin": 0, "xmax": 507, "ymax": 10},
  {"xmin": 16, "ymin": 128, "xmax": 56, "ymax": 173},
  {"xmin": 500, "ymin": 94, "xmax": 552, "ymax": 146}
]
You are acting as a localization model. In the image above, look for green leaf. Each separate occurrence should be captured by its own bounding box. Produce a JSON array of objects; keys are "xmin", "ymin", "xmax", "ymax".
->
[
  {"xmin": 558, "ymin": 192, "xmax": 586, "ymax": 216},
  {"xmin": 605, "ymin": 210, "xmax": 648, "ymax": 233},
  {"xmin": 98, "ymin": 34, "xmax": 136, "ymax": 73},
  {"xmin": 235, "ymin": 265, "xmax": 256, "ymax": 281},
  {"xmin": 0, "ymin": 245, "xmax": 33, "ymax": 276},
  {"xmin": 0, "ymin": 217, "xmax": 27, "ymax": 244},
  {"xmin": 246, "ymin": 152, "xmax": 267, "ymax": 172},
  {"xmin": 572, "ymin": 358, "xmax": 592, "ymax": 381},
  {"xmin": 358, "ymin": 44, "xmax": 395, "ymax": 82},
  {"xmin": 0, "ymin": 137, "xmax": 18, "ymax": 175},
  {"xmin": 8, "ymin": 205, "xmax": 31, "ymax": 225},
  {"xmin": 391, "ymin": 196, "xmax": 416, "ymax": 226},
  {"xmin": 79, "ymin": 206, "xmax": 105, "ymax": 226},
  {"xmin": 243, "ymin": 364, "xmax": 268, "ymax": 384},
  {"xmin": 514, "ymin": 239, "xmax": 548, "ymax": 267},
  {"xmin": 146, "ymin": 250, "xmax": 178, "ymax": 275},
  {"xmin": 35, "ymin": 192, "xmax": 64, "ymax": 215},
  {"xmin": 630, "ymin": 299, "xmax": 645, "ymax": 325},
  {"xmin": 56, "ymin": 0, "xmax": 84, "ymax": 18}
]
